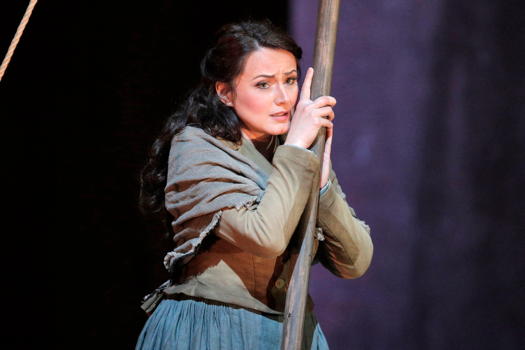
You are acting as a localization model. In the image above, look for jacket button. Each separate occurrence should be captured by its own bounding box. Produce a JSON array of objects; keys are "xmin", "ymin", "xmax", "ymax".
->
[{"xmin": 275, "ymin": 278, "xmax": 285, "ymax": 289}]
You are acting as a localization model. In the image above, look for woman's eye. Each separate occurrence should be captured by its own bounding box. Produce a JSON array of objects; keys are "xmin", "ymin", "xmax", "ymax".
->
[
  {"xmin": 286, "ymin": 77, "xmax": 298, "ymax": 85},
  {"xmin": 256, "ymin": 81, "xmax": 270, "ymax": 89}
]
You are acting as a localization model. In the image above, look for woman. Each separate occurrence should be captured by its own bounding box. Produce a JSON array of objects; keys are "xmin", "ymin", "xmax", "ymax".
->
[{"xmin": 137, "ymin": 20, "xmax": 373, "ymax": 350}]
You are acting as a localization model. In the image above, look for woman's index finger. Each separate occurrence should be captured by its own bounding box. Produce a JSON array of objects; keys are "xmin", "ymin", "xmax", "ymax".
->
[{"xmin": 300, "ymin": 67, "xmax": 314, "ymax": 102}]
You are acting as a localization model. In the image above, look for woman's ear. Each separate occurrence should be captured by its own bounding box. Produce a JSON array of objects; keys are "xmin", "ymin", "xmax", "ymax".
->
[{"xmin": 215, "ymin": 82, "xmax": 233, "ymax": 106}]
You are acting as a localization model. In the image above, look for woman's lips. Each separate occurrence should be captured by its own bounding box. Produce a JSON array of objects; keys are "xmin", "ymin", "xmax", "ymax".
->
[{"xmin": 270, "ymin": 112, "xmax": 289, "ymax": 121}]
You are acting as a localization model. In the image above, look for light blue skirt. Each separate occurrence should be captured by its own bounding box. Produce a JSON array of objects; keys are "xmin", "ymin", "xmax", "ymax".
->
[{"xmin": 135, "ymin": 298, "xmax": 329, "ymax": 350}]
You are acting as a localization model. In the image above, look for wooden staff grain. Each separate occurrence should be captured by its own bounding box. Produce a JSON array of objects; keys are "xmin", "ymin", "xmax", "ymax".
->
[{"xmin": 280, "ymin": 1, "xmax": 341, "ymax": 349}]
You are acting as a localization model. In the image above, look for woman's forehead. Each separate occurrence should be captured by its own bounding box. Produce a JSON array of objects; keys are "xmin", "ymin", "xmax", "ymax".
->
[{"xmin": 240, "ymin": 48, "xmax": 297, "ymax": 78}]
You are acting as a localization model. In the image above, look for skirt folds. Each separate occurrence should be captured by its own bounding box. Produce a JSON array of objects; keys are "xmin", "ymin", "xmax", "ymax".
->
[{"xmin": 135, "ymin": 299, "xmax": 329, "ymax": 350}]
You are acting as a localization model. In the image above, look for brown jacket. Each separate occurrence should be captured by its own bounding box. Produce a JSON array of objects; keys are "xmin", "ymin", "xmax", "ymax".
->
[{"xmin": 162, "ymin": 134, "xmax": 373, "ymax": 315}]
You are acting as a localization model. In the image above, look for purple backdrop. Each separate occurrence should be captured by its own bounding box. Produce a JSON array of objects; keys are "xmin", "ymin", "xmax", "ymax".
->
[{"xmin": 292, "ymin": 1, "xmax": 524, "ymax": 349}]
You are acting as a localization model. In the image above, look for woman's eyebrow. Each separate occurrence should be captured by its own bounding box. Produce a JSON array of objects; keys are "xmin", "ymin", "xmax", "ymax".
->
[{"xmin": 252, "ymin": 69, "xmax": 297, "ymax": 80}]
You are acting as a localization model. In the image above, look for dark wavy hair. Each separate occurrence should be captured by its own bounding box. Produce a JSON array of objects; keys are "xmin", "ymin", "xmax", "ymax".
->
[{"xmin": 139, "ymin": 19, "xmax": 303, "ymax": 231}]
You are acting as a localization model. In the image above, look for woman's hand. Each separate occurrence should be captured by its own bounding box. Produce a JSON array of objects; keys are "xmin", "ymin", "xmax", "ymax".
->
[{"xmin": 284, "ymin": 67, "xmax": 336, "ymax": 188}]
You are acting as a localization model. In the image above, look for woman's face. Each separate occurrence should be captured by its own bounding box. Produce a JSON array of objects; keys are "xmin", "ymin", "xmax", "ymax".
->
[{"xmin": 218, "ymin": 47, "xmax": 299, "ymax": 141}]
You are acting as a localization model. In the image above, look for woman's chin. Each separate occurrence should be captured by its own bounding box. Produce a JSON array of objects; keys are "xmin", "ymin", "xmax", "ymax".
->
[{"xmin": 271, "ymin": 123, "xmax": 290, "ymax": 136}]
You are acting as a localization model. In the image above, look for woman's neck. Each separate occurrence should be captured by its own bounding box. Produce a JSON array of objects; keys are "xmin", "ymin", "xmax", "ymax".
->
[{"xmin": 241, "ymin": 130, "xmax": 276, "ymax": 162}]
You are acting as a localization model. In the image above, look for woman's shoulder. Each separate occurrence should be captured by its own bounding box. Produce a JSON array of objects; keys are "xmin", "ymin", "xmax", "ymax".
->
[
  {"xmin": 171, "ymin": 125, "xmax": 211, "ymax": 147},
  {"xmin": 172, "ymin": 125, "xmax": 241, "ymax": 151},
  {"xmin": 173, "ymin": 124, "xmax": 206, "ymax": 140}
]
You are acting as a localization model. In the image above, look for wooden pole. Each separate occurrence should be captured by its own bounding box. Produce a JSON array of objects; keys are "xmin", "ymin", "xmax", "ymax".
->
[{"xmin": 280, "ymin": 1, "xmax": 341, "ymax": 349}]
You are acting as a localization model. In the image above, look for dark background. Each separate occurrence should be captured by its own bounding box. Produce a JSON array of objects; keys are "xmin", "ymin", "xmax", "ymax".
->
[{"xmin": 2, "ymin": 0, "xmax": 524, "ymax": 349}]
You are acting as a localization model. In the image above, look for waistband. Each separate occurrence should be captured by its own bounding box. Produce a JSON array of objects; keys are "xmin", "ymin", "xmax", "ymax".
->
[{"xmin": 164, "ymin": 293, "xmax": 285, "ymax": 321}]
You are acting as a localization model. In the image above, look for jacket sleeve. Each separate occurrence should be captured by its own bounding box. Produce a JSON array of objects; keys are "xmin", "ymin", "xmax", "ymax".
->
[
  {"xmin": 316, "ymin": 166, "xmax": 373, "ymax": 279},
  {"xmin": 214, "ymin": 144, "xmax": 320, "ymax": 258}
]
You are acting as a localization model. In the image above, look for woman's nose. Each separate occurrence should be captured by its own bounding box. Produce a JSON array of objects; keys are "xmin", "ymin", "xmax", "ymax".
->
[{"xmin": 275, "ymin": 84, "xmax": 291, "ymax": 107}]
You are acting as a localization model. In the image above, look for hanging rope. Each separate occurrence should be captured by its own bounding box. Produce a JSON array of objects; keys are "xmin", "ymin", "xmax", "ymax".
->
[{"xmin": 0, "ymin": 0, "xmax": 39, "ymax": 82}]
